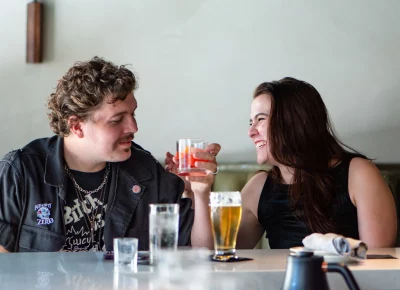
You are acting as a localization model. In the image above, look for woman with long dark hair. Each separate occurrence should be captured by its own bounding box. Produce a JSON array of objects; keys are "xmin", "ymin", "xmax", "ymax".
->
[{"xmin": 238, "ymin": 77, "xmax": 397, "ymax": 249}]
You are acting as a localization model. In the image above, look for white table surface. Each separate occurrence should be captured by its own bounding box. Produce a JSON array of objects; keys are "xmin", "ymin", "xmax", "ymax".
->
[{"xmin": 0, "ymin": 248, "xmax": 399, "ymax": 290}]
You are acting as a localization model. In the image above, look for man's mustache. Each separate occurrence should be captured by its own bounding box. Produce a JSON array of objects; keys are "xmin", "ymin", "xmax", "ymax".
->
[{"xmin": 119, "ymin": 133, "xmax": 134, "ymax": 143}]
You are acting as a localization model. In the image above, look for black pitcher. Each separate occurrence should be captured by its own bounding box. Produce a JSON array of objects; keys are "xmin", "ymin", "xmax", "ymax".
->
[{"xmin": 282, "ymin": 250, "xmax": 361, "ymax": 290}]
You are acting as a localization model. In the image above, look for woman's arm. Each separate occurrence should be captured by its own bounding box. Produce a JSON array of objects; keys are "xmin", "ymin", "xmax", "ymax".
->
[
  {"xmin": 165, "ymin": 143, "xmax": 221, "ymax": 249},
  {"xmin": 349, "ymin": 157, "xmax": 397, "ymax": 248},
  {"xmin": 0, "ymin": 245, "xmax": 9, "ymax": 253},
  {"xmin": 236, "ymin": 172, "xmax": 267, "ymax": 249}
]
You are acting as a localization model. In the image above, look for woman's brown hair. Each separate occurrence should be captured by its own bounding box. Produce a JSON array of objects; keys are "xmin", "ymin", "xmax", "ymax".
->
[{"xmin": 254, "ymin": 77, "xmax": 366, "ymax": 233}]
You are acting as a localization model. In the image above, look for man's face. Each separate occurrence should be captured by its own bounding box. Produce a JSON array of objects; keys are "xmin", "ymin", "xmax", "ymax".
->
[{"xmin": 81, "ymin": 92, "xmax": 138, "ymax": 163}]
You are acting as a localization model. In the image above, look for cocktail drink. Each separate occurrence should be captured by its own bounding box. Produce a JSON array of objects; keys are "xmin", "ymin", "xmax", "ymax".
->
[
  {"xmin": 209, "ymin": 192, "xmax": 242, "ymax": 261},
  {"xmin": 176, "ymin": 138, "xmax": 208, "ymax": 176}
]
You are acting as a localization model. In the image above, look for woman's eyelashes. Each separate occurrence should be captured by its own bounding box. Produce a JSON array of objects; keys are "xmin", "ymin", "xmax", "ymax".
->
[{"xmin": 250, "ymin": 117, "xmax": 266, "ymax": 126}]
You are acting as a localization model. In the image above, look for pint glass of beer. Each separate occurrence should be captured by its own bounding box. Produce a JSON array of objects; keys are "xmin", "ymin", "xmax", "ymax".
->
[{"xmin": 209, "ymin": 191, "xmax": 242, "ymax": 261}]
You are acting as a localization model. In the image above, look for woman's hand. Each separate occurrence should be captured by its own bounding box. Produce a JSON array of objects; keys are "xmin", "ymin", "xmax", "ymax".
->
[{"xmin": 165, "ymin": 143, "xmax": 221, "ymax": 195}]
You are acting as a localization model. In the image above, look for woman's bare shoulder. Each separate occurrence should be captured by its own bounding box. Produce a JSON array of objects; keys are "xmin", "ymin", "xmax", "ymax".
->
[
  {"xmin": 348, "ymin": 157, "xmax": 383, "ymax": 185},
  {"xmin": 241, "ymin": 171, "xmax": 268, "ymax": 219},
  {"xmin": 348, "ymin": 157, "xmax": 391, "ymax": 204},
  {"xmin": 241, "ymin": 171, "xmax": 268, "ymax": 197},
  {"xmin": 349, "ymin": 157, "xmax": 377, "ymax": 171}
]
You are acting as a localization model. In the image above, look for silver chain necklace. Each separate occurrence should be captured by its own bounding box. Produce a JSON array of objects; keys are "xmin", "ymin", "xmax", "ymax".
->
[
  {"xmin": 64, "ymin": 163, "xmax": 111, "ymax": 195},
  {"xmin": 74, "ymin": 182, "xmax": 106, "ymax": 251},
  {"xmin": 64, "ymin": 162, "xmax": 110, "ymax": 251}
]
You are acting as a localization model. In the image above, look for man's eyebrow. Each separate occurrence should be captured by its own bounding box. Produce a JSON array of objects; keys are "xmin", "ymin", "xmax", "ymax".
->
[
  {"xmin": 109, "ymin": 106, "xmax": 137, "ymax": 119},
  {"xmin": 109, "ymin": 111, "xmax": 126, "ymax": 118}
]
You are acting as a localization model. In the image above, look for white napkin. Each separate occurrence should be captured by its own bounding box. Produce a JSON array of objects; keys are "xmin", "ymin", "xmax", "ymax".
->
[{"xmin": 302, "ymin": 233, "xmax": 368, "ymax": 259}]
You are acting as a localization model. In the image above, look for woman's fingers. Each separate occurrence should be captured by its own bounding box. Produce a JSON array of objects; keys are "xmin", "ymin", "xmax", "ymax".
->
[
  {"xmin": 193, "ymin": 152, "xmax": 215, "ymax": 162},
  {"xmin": 192, "ymin": 143, "xmax": 221, "ymax": 174},
  {"xmin": 207, "ymin": 143, "xmax": 221, "ymax": 156},
  {"xmin": 194, "ymin": 144, "xmax": 220, "ymax": 161},
  {"xmin": 194, "ymin": 161, "xmax": 218, "ymax": 174}
]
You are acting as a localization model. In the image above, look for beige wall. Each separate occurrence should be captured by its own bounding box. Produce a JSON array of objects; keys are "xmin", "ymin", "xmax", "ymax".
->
[{"xmin": 1, "ymin": 0, "xmax": 399, "ymax": 162}]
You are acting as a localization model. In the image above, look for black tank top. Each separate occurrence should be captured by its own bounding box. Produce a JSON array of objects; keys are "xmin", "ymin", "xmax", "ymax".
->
[{"xmin": 257, "ymin": 155, "xmax": 359, "ymax": 249}]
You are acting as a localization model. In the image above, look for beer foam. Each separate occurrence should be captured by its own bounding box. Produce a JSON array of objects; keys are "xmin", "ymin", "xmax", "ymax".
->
[
  {"xmin": 209, "ymin": 203, "xmax": 241, "ymax": 207},
  {"xmin": 209, "ymin": 191, "xmax": 241, "ymax": 206}
]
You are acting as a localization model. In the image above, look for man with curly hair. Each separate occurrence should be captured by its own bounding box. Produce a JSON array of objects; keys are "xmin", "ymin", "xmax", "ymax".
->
[{"xmin": 0, "ymin": 57, "xmax": 219, "ymax": 252}]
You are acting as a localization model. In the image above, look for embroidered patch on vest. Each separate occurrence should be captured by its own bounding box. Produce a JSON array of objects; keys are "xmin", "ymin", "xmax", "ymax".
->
[
  {"xmin": 35, "ymin": 203, "xmax": 54, "ymax": 225},
  {"xmin": 132, "ymin": 185, "xmax": 141, "ymax": 194}
]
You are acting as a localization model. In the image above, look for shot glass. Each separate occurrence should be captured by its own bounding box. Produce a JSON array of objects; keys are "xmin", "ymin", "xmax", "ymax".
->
[
  {"xmin": 176, "ymin": 138, "xmax": 208, "ymax": 177},
  {"xmin": 209, "ymin": 192, "xmax": 242, "ymax": 261},
  {"xmin": 113, "ymin": 237, "xmax": 138, "ymax": 268},
  {"xmin": 149, "ymin": 203, "xmax": 180, "ymax": 265}
]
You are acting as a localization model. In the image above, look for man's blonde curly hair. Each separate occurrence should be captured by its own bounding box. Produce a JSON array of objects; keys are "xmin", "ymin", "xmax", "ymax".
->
[{"xmin": 47, "ymin": 56, "xmax": 137, "ymax": 137}]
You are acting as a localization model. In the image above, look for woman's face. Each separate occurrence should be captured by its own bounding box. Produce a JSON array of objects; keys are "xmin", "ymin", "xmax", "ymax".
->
[{"xmin": 248, "ymin": 94, "xmax": 274, "ymax": 165}]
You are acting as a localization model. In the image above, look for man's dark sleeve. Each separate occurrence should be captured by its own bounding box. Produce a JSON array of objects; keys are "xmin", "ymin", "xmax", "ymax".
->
[
  {"xmin": 0, "ymin": 158, "xmax": 24, "ymax": 252},
  {"xmin": 177, "ymin": 196, "xmax": 194, "ymax": 246}
]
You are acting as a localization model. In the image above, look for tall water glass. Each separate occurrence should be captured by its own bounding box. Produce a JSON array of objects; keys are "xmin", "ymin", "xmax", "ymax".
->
[
  {"xmin": 209, "ymin": 192, "xmax": 242, "ymax": 261},
  {"xmin": 149, "ymin": 203, "xmax": 180, "ymax": 264}
]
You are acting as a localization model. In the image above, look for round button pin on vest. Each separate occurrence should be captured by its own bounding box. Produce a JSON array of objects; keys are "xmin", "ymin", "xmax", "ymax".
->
[{"xmin": 132, "ymin": 185, "xmax": 141, "ymax": 194}]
